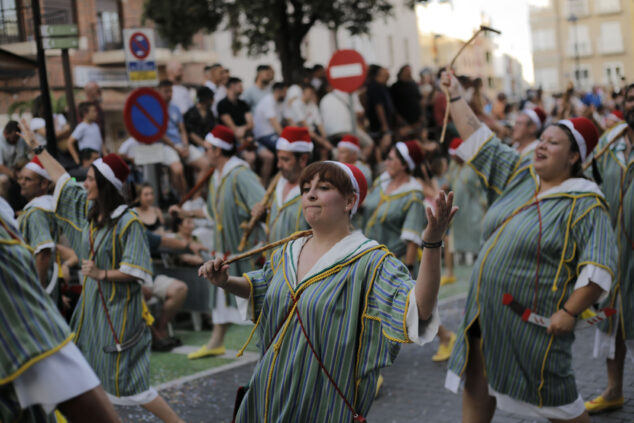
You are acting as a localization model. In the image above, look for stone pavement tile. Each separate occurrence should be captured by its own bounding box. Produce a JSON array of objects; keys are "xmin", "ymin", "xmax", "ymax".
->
[{"xmin": 115, "ymin": 296, "xmax": 634, "ymax": 422}]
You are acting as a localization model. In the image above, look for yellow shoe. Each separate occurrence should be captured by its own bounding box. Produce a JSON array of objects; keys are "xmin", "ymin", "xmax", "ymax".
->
[
  {"xmin": 432, "ymin": 332, "xmax": 456, "ymax": 362},
  {"xmin": 375, "ymin": 374, "xmax": 384, "ymax": 398},
  {"xmin": 440, "ymin": 275, "xmax": 456, "ymax": 286},
  {"xmin": 584, "ymin": 395, "xmax": 624, "ymax": 414},
  {"xmin": 187, "ymin": 345, "xmax": 226, "ymax": 359}
]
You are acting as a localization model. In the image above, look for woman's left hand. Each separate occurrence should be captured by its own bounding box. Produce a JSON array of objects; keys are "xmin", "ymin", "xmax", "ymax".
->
[
  {"xmin": 547, "ymin": 309, "xmax": 576, "ymax": 335},
  {"xmin": 81, "ymin": 259, "xmax": 105, "ymax": 280},
  {"xmin": 422, "ymin": 191, "xmax": 458, "ymax": 243}
]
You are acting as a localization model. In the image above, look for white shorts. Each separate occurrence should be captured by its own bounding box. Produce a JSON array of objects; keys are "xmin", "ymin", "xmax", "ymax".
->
[
  {"xmin": 162, "ymin": 144, "xmax": 204, "ymax": 165},
  {"xmin": 152, "ymin": 274, "xmax": 176, "ymax": 301}
]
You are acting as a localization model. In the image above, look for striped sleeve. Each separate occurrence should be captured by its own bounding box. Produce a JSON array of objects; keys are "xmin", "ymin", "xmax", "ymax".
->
[
  {"xmin": 366, "ymin": 255, "xmax": 416, "ymax": 344},
  {"xmin": 571, "ymin": 201, "xmax": 618, "ymax": 298},
  {"xmin": 243, "ymin": 247, "xmax": 281, "ymax": 322},
  {"xmin": 20, "ymin": 209, "xmax": 55, "ymax": 255},
  {"xmin": 54, "ymin": 173, "xmax": 88, "ymax": 253},
  {"xmin": 400, "ymin": 193, "xmax": 426, "ymax": 246},
  {"xmin": 456, "ymin": 124, "xmax": 521, "ymax": 203},
  {"xmin": 118, "ymin": 216, "xmax": 153, "ymax": 286}
]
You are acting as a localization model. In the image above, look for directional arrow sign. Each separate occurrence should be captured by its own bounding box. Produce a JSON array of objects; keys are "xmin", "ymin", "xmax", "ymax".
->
[
  {"xmin": 42, "ymin": 37, "xmax": 79, "ymax": 50},
  {"xmin": 40, "ymin": 24, "xmax": 78, "ymax": 37}
]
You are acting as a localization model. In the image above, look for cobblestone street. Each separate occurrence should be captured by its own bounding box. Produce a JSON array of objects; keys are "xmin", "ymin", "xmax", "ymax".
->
[{"xmin": 117, "ymin": 295, "xmax": 634, "ymax": 422}]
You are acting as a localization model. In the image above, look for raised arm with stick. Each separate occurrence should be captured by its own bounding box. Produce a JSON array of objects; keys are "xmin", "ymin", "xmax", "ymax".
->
[
  {"xmin": 238, "ymin": 172, "xmax": 281, "ymax": 251},
  {"xmin": 439, "ymin": 25, "xmax": 501, "ymax": 145}
]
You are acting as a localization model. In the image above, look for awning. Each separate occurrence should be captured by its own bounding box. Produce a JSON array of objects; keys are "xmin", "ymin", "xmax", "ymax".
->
[{"xmin": 0, "ymin": 48, "xmax": 38, "ymax": 80}]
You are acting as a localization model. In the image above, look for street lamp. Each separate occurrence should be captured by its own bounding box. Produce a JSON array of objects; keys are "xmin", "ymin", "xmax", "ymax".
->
[{"xmin": 567, "ymin": 14, "xmax": 580, "ymax": 89}]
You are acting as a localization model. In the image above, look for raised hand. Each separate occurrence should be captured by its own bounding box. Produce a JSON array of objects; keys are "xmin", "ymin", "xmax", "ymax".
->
[
  {"xmin": 423, "ymin": 191, "xmax": 458, "ymax": 243},
  {"xmin": 440, "ymin": 70, "xmax": 463, "ymax": 99}
]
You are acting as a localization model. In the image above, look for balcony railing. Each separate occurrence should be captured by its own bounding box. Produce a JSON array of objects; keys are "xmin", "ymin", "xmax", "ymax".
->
[{"xmin": 0, "ymin": 1, "xmax": 72, "ymax": 46}]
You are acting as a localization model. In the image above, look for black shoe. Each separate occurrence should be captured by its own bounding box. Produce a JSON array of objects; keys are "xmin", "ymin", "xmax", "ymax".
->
[
  {"xmin": 168, "ymin": 337, "xmax": 183, "ymax": 347},
  {"xmin": 152, "ymin": 337, "xmax": 175, "ymax": 352}
]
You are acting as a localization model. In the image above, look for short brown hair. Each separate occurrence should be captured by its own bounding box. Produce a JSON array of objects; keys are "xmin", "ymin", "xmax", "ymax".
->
[{"xmin": 299, "ymin": 162, "xmax": 354, "ymax": 198}]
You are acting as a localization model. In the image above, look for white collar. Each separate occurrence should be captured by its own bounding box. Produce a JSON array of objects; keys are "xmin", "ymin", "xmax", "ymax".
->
[
  {"xmin": 287, "ymin": 231, "xmax": 379, "ymax": 287},
  {"xmin": 110, "ymin": 204, "xmax": 128, "ymax": 219},
  {"xmin": 212, "ymin": 156, "xmax": 248, "ymax": 188},
  {"xmin": 23, "ymin": 195, "xmax": 53, "ymax": 212},
  {"xmin": 275, "ymin": 176, "xmax": 301, "ymax": 207},
  {"xmin": 379, "ymin": 172, "xmax": 423, "ymax": 195},
  {"xmin": 536, "ymin": 176, "xmax": 605, "ymax": 200}
]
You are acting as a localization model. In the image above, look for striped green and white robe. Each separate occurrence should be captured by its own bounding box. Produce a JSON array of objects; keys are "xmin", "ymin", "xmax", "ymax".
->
[
  {"xmin": 355, "ymin": 160, "xmax": 373, "ymax": 188},
  {"xmin": 447, "ymin": 162, "xmax": 486, "ymax": 254},
  {"xmin": 0, "ymin": 201, "xmax": 99, "ymax": 422},
  {"xmin": 362, "ymin": 172, "xmax": 427, "ymax": 259},
  {"xmin": 17, "ymin": 195, "xmax": 59, "ymax": 299},
  {"xmin": 54, "ymin": 174, "xmax": 155, "ymax": 405},
  {"xmin": 445, "ymin": 125, "xmax": 617, "ymax": 415},
  {"xmin": 236, "ymin": 231, "xmax": 439, "ymax": 422},
  {"xmin": 266, "ymin": 176, "xmax": 308, "ymax": 242},
  {"xmin": 205, "ymin": 156, "xmax": 265, "ymax": 323},
  {"xmin": 593, "ymin": 122, "xmax": 634, "ymax": 357}
]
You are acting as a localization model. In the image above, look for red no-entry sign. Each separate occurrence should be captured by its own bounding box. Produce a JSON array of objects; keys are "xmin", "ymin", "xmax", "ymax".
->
[{"xmin": 326, "ymin": 49, "xmax": 367, "ymax": 93}]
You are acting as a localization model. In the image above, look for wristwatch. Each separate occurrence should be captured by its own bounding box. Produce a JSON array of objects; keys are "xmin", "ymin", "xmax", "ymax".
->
[{"xmin": 32, "ymin": 145, "xmax": 45, "ymax": 155}]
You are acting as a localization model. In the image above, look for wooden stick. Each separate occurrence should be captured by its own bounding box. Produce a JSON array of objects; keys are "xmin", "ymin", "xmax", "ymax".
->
[
  {"xmin": 238, "ymin": 172, "xmax": 282, "ymax": 251},
  {"xmin": 178, "ymin": 166, "xmax": 215, "ymax": 207},
  {"xmin": 225, "ymin": 230, "xmax": 312, "ymax": 265},
  {"xmin": 582, "ymin": 133, "xmax": 622, "ymax": 170},
  {"xmin": 439, "ymin": 25, "xmax": 501, "ymax": 145}
]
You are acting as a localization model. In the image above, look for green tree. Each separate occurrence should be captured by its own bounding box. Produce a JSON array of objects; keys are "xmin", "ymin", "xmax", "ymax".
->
[{"xmin": 144, "ymin": 0, "xmax": 416, "ymax": 83}]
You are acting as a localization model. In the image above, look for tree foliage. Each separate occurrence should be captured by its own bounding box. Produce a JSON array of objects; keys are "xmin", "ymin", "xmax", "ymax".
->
[{"xmin": 144, "ymin": 0, "xmax": 417, "ymax": 82}]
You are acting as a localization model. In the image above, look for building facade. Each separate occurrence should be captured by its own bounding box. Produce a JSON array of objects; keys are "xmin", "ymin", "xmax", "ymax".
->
[{"xmin": 530, "ymin": 0, "xmax": 633, "ymax": 93}]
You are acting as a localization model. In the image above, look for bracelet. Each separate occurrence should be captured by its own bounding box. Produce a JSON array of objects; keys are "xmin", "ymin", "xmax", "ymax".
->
[
  {"xmin": 422, "ymin": 240, "xmax": 443, "ymax": 248},
  {"xmin": 32, "ymin": 145, "xmax": 45, "ymax": 155},
  {"xmin": 562, "ymin": 305, "xmax": 577, "ymax": 318},
  {"xmin": 450, "ymin": 95, "xmax": 462, "ymax": 103}
]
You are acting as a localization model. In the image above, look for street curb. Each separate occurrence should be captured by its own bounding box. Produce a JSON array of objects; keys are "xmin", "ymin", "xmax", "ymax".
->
[{"xmin": 153, "ymin": 351, "xmax": 259, "ymax": 391}]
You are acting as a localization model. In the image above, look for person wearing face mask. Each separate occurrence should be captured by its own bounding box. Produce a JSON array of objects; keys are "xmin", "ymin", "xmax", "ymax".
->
[
  {"xmin": 586, "ymin": 83, "xmax": 634, "ymax": 415},
  {"xmin": 200, "ymin": 160, "xmax": 456, "ymax": 422},
  {"xmin": 20, "ymin": 124, "xmax": 185, "ymax": 422},
  {"xmin": 440, "ymin": 71, "xmax": 617, "ymax": 423}
]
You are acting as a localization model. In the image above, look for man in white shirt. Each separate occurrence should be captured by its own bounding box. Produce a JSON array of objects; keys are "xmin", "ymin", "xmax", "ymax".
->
[
  {"xmin": 166, "ymin": 61, "xmax": 193, "ymax": 115},
  {"xmin": 203, "ymin": 63, "xmax": 228, "ymax": 117},
  {"xmin": 253, "ymin": 82, "xmax": 287, "ymax": 185},
  {"xmin": 290, "ymin": 84, "xmax": 332, "ymax": 159}
]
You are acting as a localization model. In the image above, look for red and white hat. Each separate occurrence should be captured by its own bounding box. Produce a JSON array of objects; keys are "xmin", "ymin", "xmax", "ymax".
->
[
  {"xmin": 276, "ymin": 126, "xmax": 313, "ymax": 153},
  {"xmin": 395, "ymin": 140, "xmax": 424, "ymax": 171},
  {"xmin": 205, "ymin": 125, "xmax": 236, "ymax": 150},
  {"xmin": 448, "ymin": 138, "xmax": 463, "ymax": 156},
  {"xmin": 337, "ymin": 134, "xmax": 361, "ymax": 153},
  {"xmin": 523, "ymin": 107, "xmax": 547, "ymax": 132},
  {"xmin": 557, "ymin": 117, "xmax": 599, "ymax": 161},
  {"xmin": 24, "ymin": 156, "xmax": 51, "ymax": 181},
  {"xmin": 325, "ymin": 161, "xmax": 368, "ymax": 216},
  {"xmin": 610, "ymin": 110, "xmax": 624, "ymax": 121},
  {"xmin": 93, "ymin": 153, "xmax": 130, "ymax": 193}
]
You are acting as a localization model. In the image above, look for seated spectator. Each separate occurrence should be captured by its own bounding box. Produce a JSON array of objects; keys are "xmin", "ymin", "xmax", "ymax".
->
[
  {"xmin": 0, "ymin": 120, "xmax": 29, "ymax": 209},
  {"xmin": 134, "ymin": 183, "xmax": 165, "ymax": 234},
  {"xmin": 242, "ymin": 64, "xmax": 274, "ymax": 110},
  {"xmin": 158, "ymin": 79, "xmax": 210, "ymax": 196},
  {"xmin": 184, "ymin": 86, "xmax": 216, "ymax": 149},
  {"xmin": 68, "ymin": 148, "xmax": 99, "ymax": 181},
  {"xmin": 68, "ymin": 102, "xmax": 106, "ymax": 166},
  {"xmin": 253, "ymin": 82, "xmax": 287, "ymax": 184},
  {"xmin": 290, "ymin": 84, "xmax": 333, "ymax": 159}
]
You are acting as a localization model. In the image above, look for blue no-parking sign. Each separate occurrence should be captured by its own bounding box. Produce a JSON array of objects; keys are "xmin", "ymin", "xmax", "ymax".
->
[
  {"xmin": 123, "ymin": 28, "xmax": 158, "ymax": 86},
  {"xmin": 123, "ymin": 88, "xmax": 168, "ymax": 144}
]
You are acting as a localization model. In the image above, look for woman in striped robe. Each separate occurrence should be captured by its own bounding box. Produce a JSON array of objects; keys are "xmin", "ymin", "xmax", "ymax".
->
[
  {"xmin": 23, "ymin": 126, "xmax": 184, "ymax": 422},
  {"xmin": 0, "ymin": 196, "xmax": 118, "ymax": 423},
  {"xmin": 441, "ymin": 72, "xmax": 618, "ymax": 422},
  {"xmin": 199, "ymin": 161, "xmax": 456, "ymax": 422}
]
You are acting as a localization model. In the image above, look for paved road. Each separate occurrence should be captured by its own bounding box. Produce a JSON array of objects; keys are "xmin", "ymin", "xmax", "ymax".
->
[{"xmin": 117, "ymin": 296, "xmax": 634, "ymax": 422}]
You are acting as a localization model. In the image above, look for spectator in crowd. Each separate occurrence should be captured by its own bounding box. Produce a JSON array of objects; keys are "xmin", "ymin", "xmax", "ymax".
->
[
  {"xmin": 80, "ymin": 81, "xmax": 105, "ymax": 138},
  {"xmin": 167, "ymin": 61, "xmax": 193, "ymax": 115},
  {"xmin": 158, "ymin": 79, "xmax": 210, "ymax": 196},
  {"xmin": 242, "ymin": 64, "xmax": 274, "ymax": 110},
  {"xmin": 290, "ymin": 84, "xmax": 332, "ymax": 159},
  {"xmin": 310, "ymin": 63, "xmax": 326, "ymax": 90},
  {"xmin": 390, "ymin": 64, "xmax": 423, "ymax": 135},
  {"xmin": 67, "ymin": 102, "xmax": 106, "ymax": 166},
  {"xmin": 184, "ymin": 86, "xmax": 216, "ymax": 149},
  {"xmin": 491, "ymin": 93, "xmax": 507, "ymax": 121},
  {"xmin": 419, "ymin": 68, "xmax": 438, "ymax": 130},
  {"xmin": 134, "ymin": 182, "xmax": 165, "ymax": 234},
  {"xmin": 366, "ymin": 64, "xmax": 395, "ymax": 163},
  {"xmin": 253, "ymin": 82, "xmax": 287, "ymax": 184},
  {"xmin": 0, "ymin": 121, "xmax": 29, "ymax": 206},
  {"xmin": 203, "ymin": 63, "xmax": 228, "ymax": 116},
  {"xmin": 68, "ymin": 148, "xmax": 100, "ymax": 182}
]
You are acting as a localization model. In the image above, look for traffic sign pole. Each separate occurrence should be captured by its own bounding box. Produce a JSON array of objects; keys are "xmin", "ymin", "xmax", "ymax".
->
[{"xmin": 327, "ymin": 49, "xmax": 367, "ymax": 137}]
